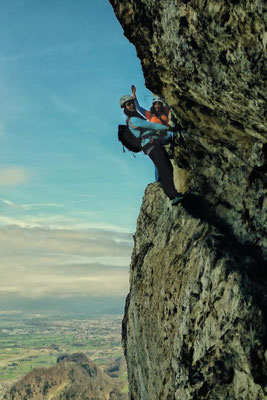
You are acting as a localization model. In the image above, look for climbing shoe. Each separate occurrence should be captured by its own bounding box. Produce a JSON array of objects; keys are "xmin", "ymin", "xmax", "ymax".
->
[{"xmin": 171, "ymin": 194, "xmax": 184, "ymax": 205}]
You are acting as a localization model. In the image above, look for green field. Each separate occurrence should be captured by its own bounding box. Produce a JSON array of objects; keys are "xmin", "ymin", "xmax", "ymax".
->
[{"xmin": 0, "ymin": 312, "xmax": 125, "ymax": 398}]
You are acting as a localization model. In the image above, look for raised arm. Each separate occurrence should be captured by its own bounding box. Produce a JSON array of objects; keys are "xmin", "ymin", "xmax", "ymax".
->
[
  {"xmin": 131, "ymin": 85, "xmax": 136, "ymax": 99},
  {"xmin": 131, "ymin": 85, "xmax": 151, "ymax": 120}
]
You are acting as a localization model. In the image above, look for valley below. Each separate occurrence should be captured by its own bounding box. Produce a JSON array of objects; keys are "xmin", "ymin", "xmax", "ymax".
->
[{"xmin": 0, "ymin": 311, "xmax": 127, "ymax": 399}]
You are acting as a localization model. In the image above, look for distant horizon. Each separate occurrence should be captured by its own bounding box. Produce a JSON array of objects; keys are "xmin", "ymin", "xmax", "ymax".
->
[{"xmin": 0, "ymin": 294, "xmax": 126, "ymax": 317}]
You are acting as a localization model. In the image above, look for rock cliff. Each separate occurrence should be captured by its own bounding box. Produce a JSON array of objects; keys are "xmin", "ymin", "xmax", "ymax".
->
[{"xmin": 109, "ymin": 0, "xmax": 267, "ymax": 399}]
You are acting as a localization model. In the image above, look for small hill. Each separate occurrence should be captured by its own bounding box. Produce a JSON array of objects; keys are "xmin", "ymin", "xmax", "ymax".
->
[
  {"xmin": 104, "ymin": 357, "xmax": 127, "ymax": 379},
  {"xmin": 3, "ymin": 353, "xmax": 127, "ymax": 400}
]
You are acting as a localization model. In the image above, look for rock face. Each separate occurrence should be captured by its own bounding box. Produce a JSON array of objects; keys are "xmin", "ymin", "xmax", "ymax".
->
[
  {"xmin": 109, "ymin": 1, "xmax": 267, "ymax": 399},
  {"xmin": 123, "ymin": 186, "xmax": 267, "ymax": 399}
]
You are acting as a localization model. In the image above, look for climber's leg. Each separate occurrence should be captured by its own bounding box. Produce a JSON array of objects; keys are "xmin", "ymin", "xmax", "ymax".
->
[{"xmin": 145, "ymin": 142, "xmax": 178, "ymax": 200}]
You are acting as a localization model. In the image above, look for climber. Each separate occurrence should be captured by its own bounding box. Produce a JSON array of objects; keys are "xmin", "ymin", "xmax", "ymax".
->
[
  {"xmin": 131, "ymin": 85, "xmax": 170, "ymax": 125},
  {"xmin": 119, "ymin": 94, "xmax": 184, "ymax": 205},
  {"xmin": 131, "ymin": 85, "xmax": 172, "ymax": 182}
]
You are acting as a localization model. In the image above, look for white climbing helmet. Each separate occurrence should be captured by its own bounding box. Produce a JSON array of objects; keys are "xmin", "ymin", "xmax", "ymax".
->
[
  {"xmin": 120, "ymin": 95, "xmax": 134, "ymax": 108},
  {"xmin": 152, "ymin": 96, "xmax": 164, "ymax": 105}
]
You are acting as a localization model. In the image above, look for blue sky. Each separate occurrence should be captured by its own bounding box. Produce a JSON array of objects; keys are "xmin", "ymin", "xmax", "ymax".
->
[{"xmin": 0, "ymin": 0, "xmax": 155, "ymax": 310}]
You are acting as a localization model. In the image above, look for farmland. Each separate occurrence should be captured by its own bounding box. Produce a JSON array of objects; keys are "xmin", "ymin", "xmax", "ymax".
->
[{"xmin": 0, "ymin": 311, "xmax": 124, "ymax": 398}]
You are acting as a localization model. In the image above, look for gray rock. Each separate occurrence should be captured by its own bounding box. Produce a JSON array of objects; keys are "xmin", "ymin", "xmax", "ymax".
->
[
  {"xmin": 123, "ymin": 185, "xmax": 267, "ymax": 399},
  {"xmin": 110, "ymin": 0, "xmax": 267, "ymax": 399}
]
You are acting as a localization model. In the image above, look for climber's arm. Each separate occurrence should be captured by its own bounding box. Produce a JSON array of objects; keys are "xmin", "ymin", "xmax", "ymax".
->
[{"xmin": 129, "ymin": 117, "xmax": 169, "ymax": 132}]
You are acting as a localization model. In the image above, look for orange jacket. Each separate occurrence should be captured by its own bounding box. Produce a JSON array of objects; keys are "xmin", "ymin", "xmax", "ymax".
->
[
  {"xmin": 134, "ymin": 98, "xmax": 169, "ymax": 126},
  {"xmin": 150, "ymin": 113, "xmax": 169, "ymax": 125}
]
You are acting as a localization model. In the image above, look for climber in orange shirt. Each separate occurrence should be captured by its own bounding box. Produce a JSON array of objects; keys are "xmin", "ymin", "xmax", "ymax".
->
[
  {"xmin": 131, "ymin": 85, "xmax": 170, "ymax": 126},
  {"xmin": 131, "ymin": 85, "xmax": 171, "ymax": 181}
]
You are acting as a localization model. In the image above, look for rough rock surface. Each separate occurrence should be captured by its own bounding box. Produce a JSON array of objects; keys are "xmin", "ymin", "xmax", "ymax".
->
[
  {"xmin": 123, "ymin": 186, "xmax": 267, "ymax": 399},
  {"xmin": 109, "ymin": 1, "xmax": 267, "ymax": 399}
]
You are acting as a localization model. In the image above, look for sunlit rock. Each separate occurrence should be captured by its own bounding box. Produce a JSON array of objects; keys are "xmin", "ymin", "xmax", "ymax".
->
[{"xmin": 110, "ymin": 0, "xmax": 267, "ymax": 398}]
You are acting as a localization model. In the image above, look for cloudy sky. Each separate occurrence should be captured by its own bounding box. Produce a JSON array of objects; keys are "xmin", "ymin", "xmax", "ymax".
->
[{"xmin": 0, "ymin": 0, "xmax": 154, "ymax": 313}]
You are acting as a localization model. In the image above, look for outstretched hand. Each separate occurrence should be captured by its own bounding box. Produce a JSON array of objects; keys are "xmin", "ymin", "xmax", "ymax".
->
[{"xmin": 131, "ymin": 85, "xmax": 136, "ymax": 98}]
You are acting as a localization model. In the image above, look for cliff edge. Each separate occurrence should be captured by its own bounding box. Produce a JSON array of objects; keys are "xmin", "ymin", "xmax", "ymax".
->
[{"xmin": 110, "ymin": 0, "xmax": 266, "ymax": 399}]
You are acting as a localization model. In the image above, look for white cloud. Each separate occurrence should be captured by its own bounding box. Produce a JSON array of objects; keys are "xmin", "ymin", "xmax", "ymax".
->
[
  {"xmin": 0, "ymin": 197, "xmax": 133, "ymax": 233},
  {"xmin": 0, "ymin": 166, "xmax": 30, "ymax": 186},
  {"xmin": 0, "ymin": 225, "xmax": 132, "ymax": 300},
  {"xmin": 0, "ymin": 286, "xmax": 20, "ymax": 293},
  {"xmin": 0, "ymin": 267, "xmax": 129, "ymax": 299},
  {"xmin": 0, "ymin": 225, "xmax": 132, "ymax": 258},
  {"xmin": 0, "ymin": 198, "xmax": 62, "ymax": 211},
  {"xmin": 0, "ymin": 211, "xmax": 132, "ymax": 233}
]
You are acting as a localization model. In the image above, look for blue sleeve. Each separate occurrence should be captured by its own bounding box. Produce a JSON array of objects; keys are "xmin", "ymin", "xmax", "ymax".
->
[
  {"xmin": 129, "ymin": 117, "xmax": 169, "ymax": 132},
  {"xmin": 134, "ymin": 98, "xmax": 149, "ymax": 119}
]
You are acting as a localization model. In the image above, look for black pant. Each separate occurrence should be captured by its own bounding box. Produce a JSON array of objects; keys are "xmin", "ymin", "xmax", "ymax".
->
[{"xmin": 144, "ymin": 142, "xmax": 178, "ymax": 200}]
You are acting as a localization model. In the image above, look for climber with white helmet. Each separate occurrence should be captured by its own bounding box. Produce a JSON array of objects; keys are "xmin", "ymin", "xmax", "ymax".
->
[
  {"xmin": 119, "ymin": 94, "xmax": 184, "ymax": 205},
  {"xmin": 119, "ymin": 95, "xmax": 135, "ymax": 109}
]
